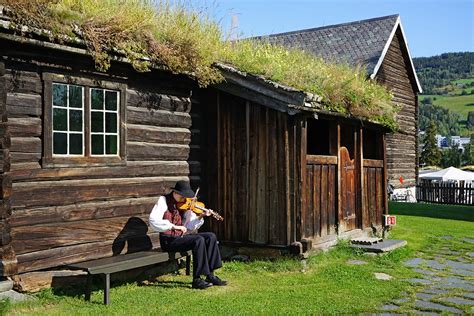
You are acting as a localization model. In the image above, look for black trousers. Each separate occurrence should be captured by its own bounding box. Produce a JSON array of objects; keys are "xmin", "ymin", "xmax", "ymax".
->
[{"xmin": 160, "ymin": 232, "xmax": 222, "ymax": 279}]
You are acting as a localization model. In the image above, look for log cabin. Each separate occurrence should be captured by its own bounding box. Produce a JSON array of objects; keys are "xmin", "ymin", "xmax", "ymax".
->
[
  {"xmin": 257, "ymin": 14, "xmax": 423, "ymax": 189},
  {"xmin": 0, "ymin": 9, "xmax": 401, "ymax": 283}
]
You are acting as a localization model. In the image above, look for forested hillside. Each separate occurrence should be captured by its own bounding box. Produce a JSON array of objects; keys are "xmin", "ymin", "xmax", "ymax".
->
[{"xmin": 413, "ymin": 52, "xmax": 474, "ymax": 94}]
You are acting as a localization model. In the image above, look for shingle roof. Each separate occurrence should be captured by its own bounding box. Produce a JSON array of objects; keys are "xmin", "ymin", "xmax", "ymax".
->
[{"xmin": 255, "ymin": 14, "xmax": 400, "ymax": 76}]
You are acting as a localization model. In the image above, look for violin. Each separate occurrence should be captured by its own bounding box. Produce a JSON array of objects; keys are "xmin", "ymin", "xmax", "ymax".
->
[{"xmin": 176, "ymin": 198, "xmax": 224, "ymax": 221}]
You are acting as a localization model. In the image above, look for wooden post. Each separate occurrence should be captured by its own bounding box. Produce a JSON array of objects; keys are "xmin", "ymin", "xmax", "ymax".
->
[
  {"xmin": 359, "ymin": 128, "xmax": 366, "ymax": 229},
  {"xmin": 336, "ymin": 122, "xmax": 341, "ymax": 233},
  {"xmin": 382, "ymin": 133, "xmax": 388, "ymax": 215}
]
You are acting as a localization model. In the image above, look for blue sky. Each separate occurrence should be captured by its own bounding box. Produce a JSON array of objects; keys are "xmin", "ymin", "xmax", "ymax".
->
[{"xmin": 191, "ymin": 0, "xmax": 473, "ymax": 57}]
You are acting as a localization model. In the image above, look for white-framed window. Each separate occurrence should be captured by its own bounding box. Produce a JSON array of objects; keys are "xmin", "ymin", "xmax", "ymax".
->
[
  {"xmin": 90, "ymin": 88, "xmax": 120, "ymax": 156},
  {"xmin": 52, "ymin": 83, "xmax": 84, "ymax": 156},
  {"xmin": 51, "ymin": 83, "xmax": 120, "ymax": 158}
]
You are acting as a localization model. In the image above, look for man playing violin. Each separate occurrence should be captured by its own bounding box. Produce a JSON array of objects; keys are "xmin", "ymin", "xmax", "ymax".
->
[{"xmin": 149, "ymin": 180, "xmax": 227, "ymax": 289}]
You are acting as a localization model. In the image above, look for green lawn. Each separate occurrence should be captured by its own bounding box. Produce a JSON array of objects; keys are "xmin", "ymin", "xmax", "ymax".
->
[
  {"xmin": 420, "ymin": 94, "xmax": 474, "ymax": 119},
  {"xmin": 2, "ymin": 202, "xmax": 473, "ymax": 315}
]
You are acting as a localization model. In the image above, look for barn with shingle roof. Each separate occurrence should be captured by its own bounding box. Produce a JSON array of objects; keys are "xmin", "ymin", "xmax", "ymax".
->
[{"xmin": 257, "ymin": 14, "xmax": 422, "ymax": 189}]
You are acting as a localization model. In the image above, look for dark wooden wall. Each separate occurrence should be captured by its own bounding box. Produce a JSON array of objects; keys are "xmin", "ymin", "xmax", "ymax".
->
[
  {"xmin": 202, "ymin": 90, "xmax": 294, "ymax": 246},
  {"xmin": 0, "ymin": 60, "xmax": 16, "ymax": 276},
  {"xmin": 302, "ymin": 157, "xmax": 337, "ymax": 240},
  {"xmin": 376, "ymin": 27, "xmax": 418, "ymax": 188},
  {"xmin": 0, "ymin": 42, "xmax": 196, "ymax": 275},
  {"xmin": 362, "ymin": 160, "xmax": 384, "ymax": 227}
]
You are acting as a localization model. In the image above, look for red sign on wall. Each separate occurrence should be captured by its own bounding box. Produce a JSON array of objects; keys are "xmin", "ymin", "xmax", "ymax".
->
[{"xmin": 384, "ymin": 215, "xmax": 397, "ymax": 226}]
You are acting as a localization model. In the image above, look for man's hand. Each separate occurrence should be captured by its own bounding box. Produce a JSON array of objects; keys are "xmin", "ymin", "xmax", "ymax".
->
[{"xmin": 173, "ymin": 225, "xmax": 187, "ymax": 234}]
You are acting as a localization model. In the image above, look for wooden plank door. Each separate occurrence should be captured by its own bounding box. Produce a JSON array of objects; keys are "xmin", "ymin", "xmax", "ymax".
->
[{"xmin": 339, "ymin": 146, "xmax": 356, "ymax": 231}]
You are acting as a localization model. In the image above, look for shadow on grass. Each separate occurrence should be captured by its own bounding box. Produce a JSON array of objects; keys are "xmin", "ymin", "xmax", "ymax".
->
[
  {"xmin": 389, "ymin": 202, "xmax": 474, "ymax": 222},
  {"xmin": 139, "ymin": 280, "xmax": 191, "ymax": 289}
]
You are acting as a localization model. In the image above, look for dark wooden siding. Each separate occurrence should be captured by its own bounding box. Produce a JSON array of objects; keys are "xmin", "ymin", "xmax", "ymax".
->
[
  {"xmin": 0, "ymin": 60, "xmax": 16, "ymax": 276},
  {"xmin": 204, "ymin": 91, "xmax": 293, "ymax": 245},
  {"xmin": 302, "ymin": 157, "xmax": 337, "ymax": 240},
  {"xmin": 1, "ymin": 49, "xmax": 194, "ymax": 274},
  {"xmin": 376, "ymin": 28, "xmax": 418, "ymax": 188},
  {"xmin": 362, "ymin": 160, "xmax": 384, "ymax": 227}
]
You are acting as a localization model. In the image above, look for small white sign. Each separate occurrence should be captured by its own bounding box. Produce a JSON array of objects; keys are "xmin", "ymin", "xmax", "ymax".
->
[{"xmin": 384, "ymin": 215, "xmax": 396, "ymax": 226}]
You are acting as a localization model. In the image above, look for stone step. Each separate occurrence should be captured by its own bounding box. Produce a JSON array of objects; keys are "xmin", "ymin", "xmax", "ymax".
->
[{"xmin": 0, "ymin": 280, "xmax": 13, "ymax": 293}]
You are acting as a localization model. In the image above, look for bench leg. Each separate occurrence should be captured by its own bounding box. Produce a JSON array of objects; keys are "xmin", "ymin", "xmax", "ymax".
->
[
  {"xmin": 85, "ymin": 273, "xmax": 92, "ymax": 301},
  {"xmin": 185, "ymin": 255, "xmax": 191, "ymax": 276},
  {"xmin": 104, "ymin": 273, "xmax": 110, "ymax": 305}
]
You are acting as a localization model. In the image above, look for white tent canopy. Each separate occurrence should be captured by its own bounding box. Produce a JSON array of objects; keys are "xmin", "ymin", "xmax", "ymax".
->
[{"xmin": 419, "ymin": 167, "xmax": 474, "ymax": 182}]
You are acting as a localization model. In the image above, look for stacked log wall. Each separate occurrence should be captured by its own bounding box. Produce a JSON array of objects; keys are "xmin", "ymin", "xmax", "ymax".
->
[
  {"xmin": 376, "ymin": 28, "xmax": 418, "ymax": 188},
  {"xmin": 2, "ymin": 56, "xmax": 194, "ymax": 274},
  {"xmin": 0, "ymin": 60, "xmax": 16, "ymax": 275}
]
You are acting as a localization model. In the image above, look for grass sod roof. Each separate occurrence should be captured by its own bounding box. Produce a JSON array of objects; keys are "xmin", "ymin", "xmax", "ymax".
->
[{"xmin": 0, "ymin": 0, "xmax": 399, "ymax": 129}]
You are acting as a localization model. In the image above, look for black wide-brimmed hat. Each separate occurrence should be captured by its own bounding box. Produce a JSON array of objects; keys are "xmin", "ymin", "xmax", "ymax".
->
[{"xmin": 171, "ymin": 180, "xmax": 195, "ymax": 198}]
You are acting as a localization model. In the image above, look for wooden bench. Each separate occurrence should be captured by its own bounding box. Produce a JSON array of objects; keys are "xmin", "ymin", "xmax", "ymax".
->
[{"xmin": 68, "ymin": 250, "xmax": 191, "ymax": 305}]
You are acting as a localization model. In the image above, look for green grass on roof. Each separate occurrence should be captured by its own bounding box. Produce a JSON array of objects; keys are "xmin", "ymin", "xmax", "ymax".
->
[{"xmin": 2, "ymin": 0, "xmax": 399, "ymax": 129}]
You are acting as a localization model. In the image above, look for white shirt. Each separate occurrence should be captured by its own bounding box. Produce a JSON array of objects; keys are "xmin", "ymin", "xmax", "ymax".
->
[{"xmin": 148, "ymin": 196, "xmax": 205, "ymax": 234}]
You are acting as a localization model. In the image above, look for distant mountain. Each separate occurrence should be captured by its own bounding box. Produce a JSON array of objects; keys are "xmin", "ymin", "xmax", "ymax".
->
[{"xmin": 413, "ymin": 52, "xmax": 474, "ymax": 94}]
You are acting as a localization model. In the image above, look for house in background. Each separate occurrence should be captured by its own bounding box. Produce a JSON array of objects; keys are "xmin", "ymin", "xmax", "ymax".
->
[{"xmin": 257, "ymin": 14, "xmax": 423, "ymax": 189}]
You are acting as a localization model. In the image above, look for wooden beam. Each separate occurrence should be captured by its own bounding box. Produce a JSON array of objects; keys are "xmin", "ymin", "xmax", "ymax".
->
[
  {"xmin": 363, "ymin": 159, "xmax": 384, "ymax": 168},
  {"xmin": 306, "ymin": 155, "xmax": 337, "ymax": 165}
]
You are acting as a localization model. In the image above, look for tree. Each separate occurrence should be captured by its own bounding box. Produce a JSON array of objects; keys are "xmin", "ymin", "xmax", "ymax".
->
[
  {"xmin": 420, "ymin": 121, "xmax": 442, "ymax": 167},
  {"xmin": 441, "ymin": 144, "xmax": 462, "ymax": 168},
  {"xmin": 462, "ymin": 142, "xmax": 472, "ymax": 166}
]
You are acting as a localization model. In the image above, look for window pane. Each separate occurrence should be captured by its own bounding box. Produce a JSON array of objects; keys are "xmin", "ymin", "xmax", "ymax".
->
[
  {"xmin": 105, "ymin": 91, "xmax": 118, "ymax": 111},
  {"xmin": 105, "ymin": 113, "xmax": 117, "ymax": 133},
  {"xmin": 53, "ymin": 84, "xmax": 67, "ymax": 107},
  {"xmin": 53, "ymin": 108, "xmax": 67, "ymax": 131},
  {"xmin": 69, "ymin": 133, "xmax": 83, "ymax": 155},
  {"xmin": 53, "ymin": 132, "xmax": 67, "ymax": 154},
  {"xmin": 91, "ymin": 112, "xmax": 104, "ymax": 132},
  {"xmin": 91, "ymin": 89, "xmax": 104, "ymax": 110},
  {"xmin": 91, "ymin": 135, "xmax": 104, "ymax": 155},
  {"xmin": 69, "ymin": 85, "xmax": 83, "ymax": 108},
  {"xmin": 106, "ymin": 135, "xmax": 118, "ymax": 154},
  {"xmin": 69, "ymin": 110, "xmax": 82, "ymax": 132}
]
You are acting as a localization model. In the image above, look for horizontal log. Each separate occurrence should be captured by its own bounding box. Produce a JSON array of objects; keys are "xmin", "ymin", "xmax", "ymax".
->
[
  {"xmin": 127, "ymin": 124, "xmax": 190, "ymax": 144},
  {"xmin": 8, "ymin": 118, "xmax": 42, "ymax": 137},
  {"xmin": 0, "ymin": 149, "xmax": 11, "ymax": 173},
  {"xmin": 12, "ymin": 160, "xmax": 190, "ymax": 182},
  {"xmin": 0, "ymin": 199, "xmax": 12, "ymax": 219},
  {"xmin": 10, "ymin": 162, "xmax": 41, "ymax": 172},
  {"xmin": 306, "ymin": 155, "xmax": 337, "ymax": 165},
  {"xmin": 1, "ymin": 174, "xmax": 12, "ymax": 200},
  {"xmin": 4, "ymin": 70, "xmax": 42, "ymax": 94},
  {"xmin": 12, "ymin": 215, "xmax": 158, "ymax": 254},
  {"xmin": 127, "ymin": 142, "xmax": 190, "ymax": 160},
  {"xmin": 10, "ymin": 137, "xmax": 41, "ymax": 153},
  {"xmin": 0, "ymin": 245, "xmax": 18, "ymax": 276},
  {"xmin": 11, "ymin": 152, "xmax": 41, "ymax": 163},
  {"xmin": 363, "ymin": 159, "xmax": 384, "ymax": 168},
  {"xmin": 6, "ymin": 93, "xmax": 42, "ymax": 117},
  {"xmin": 16, "ymin": 234, "xmax": 161, "ymax": 273},
  {"xmin": 127, "ymin": 106, "xmax": 191, "ymax": 128},
  {"xmin": 11, "ymin": 176, "xmax": 187, "ymax": 209},
  {"xmin": 11, "ymin": 197, "xmax": 158, "ymax": 227},
  {"xmin": 127, "ymin": 89, "xmax": 191, "ymax": 113}
]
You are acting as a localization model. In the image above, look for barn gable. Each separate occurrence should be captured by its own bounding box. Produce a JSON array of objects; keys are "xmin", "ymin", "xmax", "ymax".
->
[{"xmin": 256, "ymin": 14, "xmax": 422, "ymax": 187}]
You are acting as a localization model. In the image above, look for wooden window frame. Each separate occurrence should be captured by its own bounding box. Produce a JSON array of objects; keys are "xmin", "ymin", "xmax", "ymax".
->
[{"xmin": 43, "ymin": 73, "xmax": 127, "ymax": 168}]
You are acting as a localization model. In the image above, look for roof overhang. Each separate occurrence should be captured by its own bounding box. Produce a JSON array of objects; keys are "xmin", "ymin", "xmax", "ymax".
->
[{"xmin": 370, "ymin": 16, "xmax": 423, "ymax": 93}]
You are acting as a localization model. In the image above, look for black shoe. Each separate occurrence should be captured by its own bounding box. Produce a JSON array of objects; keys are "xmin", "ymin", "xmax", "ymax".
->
[
  {"xmin": 192, "ymin": 278, "xmax": 213, "ymax": 289},
  {"xmin": 206, "ymin": 275, "xmax": 228, "ymax": 286}
]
